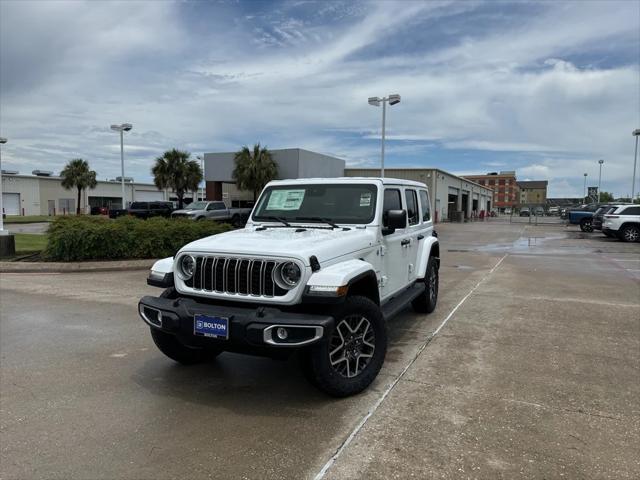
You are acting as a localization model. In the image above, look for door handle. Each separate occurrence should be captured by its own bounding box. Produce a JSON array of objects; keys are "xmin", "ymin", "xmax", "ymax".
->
[
  {"xmin": 401, "ymin": 239, "xmax": 410, "ymax": 246},
  {"xmin": 417, "ymin": 234, "xmax": 425, "ymax": 240}
]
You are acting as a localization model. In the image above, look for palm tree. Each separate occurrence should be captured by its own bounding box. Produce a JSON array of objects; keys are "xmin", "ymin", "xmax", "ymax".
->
[
  {"xmin": 152, "ymin": 149, "xmax": 202, "ymax": 209},
  {"xmin": 232, "ymin": 143, "xmax": 278, "ymax": 201},
  {"xmin": 60, "ymin": 158, "xmax": 98, "ymax": 214}
]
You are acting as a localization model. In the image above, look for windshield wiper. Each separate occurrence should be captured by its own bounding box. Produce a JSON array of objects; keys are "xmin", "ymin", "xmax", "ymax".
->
[
  {"xmin": 257, "ymin": 216, "xmax": 291, "ymax": 227},
  {"xmin": 294, "ymin": 216, "xmax": 348, "ymax": 230}
]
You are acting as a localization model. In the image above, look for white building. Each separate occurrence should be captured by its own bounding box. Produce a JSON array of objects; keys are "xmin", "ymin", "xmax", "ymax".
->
[{"xmin": 1, "ymin": 172, "xmax": 171, "ymax": 216}]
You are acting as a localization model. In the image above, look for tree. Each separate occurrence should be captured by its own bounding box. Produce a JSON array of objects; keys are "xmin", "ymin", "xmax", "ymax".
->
[
  {"xmin": 152, "ymin": 149, "xmax": 202, "ymax": 209},
  {"xmin": 232, "ymin": 143, "xmax": 278, "ymax": 201},
  {"xmin": 60, "ymin": 158, "xmax": 97, "ymax": 214},
  {"xmin": 599, "ymin": 191, "xmax": 614, "ymax": 202}
]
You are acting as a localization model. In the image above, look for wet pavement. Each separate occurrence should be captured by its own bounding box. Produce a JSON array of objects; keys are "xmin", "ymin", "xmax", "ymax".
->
[{"xmin": 1, "ymin": 220, "xmax": 638, "ymax": 479}]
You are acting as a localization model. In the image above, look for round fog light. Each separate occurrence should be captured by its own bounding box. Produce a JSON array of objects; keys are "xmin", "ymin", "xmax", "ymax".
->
[{"xmin": 276, "ymin": 327, "xmax": 288, "ymax": 340}]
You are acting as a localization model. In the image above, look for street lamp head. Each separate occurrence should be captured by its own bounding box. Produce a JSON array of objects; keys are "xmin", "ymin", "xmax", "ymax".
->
[
  {"xmin": 583, "ymin": 173, "xmax": 587, "ymax": 177},
  {"xmin": 368, "ymin": 97, "xmax": 381, "ymax": 107},
  {"xmin": 110, "ymin": 123, "xmax": 133, "ymax": 132},
  {"xmin": 598, "ymin": 159, "xmax": 604, "ymax": 165},
  {"xmin": 388, "ymin": 94, "xmax": 401, "ymax": 106},
  {"xmin": 0, "ymin": 137, "xmax": 7, "ymax": 144},
  {"xmin": 633, "ymin": 128, "xmax": 640, "ymax": 136}
]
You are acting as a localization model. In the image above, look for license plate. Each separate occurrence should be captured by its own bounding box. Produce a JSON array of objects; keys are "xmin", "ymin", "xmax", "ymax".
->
[{"xmin": 194, "ymin": 314, "xmax": 229, "ymax": 339}]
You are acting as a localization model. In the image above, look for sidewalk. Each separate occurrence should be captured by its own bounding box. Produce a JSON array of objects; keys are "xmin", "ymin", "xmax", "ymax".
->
[{"xmin": 0, "ymin": 258, "xmax": 156, "ymax": 273}]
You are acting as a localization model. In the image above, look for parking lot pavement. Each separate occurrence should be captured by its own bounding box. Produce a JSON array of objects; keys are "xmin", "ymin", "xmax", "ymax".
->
[{"xmin": 1, "ymin": 221, "xmax": 638, "ymax": 479}]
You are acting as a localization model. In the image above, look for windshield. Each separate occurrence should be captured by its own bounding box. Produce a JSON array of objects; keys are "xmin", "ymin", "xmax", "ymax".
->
[
  {"xmin": 185, "ymin": 202, "xmax": 207, "ymax": 210},
  {"xmin": 253, "ymin": 184, "xmax": 378, "ymax": 225}
]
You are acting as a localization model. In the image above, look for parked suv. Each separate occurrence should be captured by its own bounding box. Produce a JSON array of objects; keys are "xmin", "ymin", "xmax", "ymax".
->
[
  {"xmin": 128, "ymin": 201, "xmax": 174, "ymax": 219},
  {"xmin": 139, "ymin": 178, "xmax": 440, "ymax": 396},
  {"xmin": 603, "ymin": 205, "xmax": 640, "ymax": 242}
]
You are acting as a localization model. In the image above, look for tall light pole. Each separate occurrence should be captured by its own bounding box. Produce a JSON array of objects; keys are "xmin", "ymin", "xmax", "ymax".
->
[
  {"xmin": 597, "ymin": 159, "xmax": 604, "ymax": 203},
  {"xmin": 110, "ymin": 123, "xmax": 133, "ymax": 208},
  {"xmin": 0, "ymin": 137, "xmax": 7, "ymax": 235},
  {"xmin": 583, "ymin": 173, "xmax": 587, "ymax": 203},
  {"xmin": 368, "ymin": 94, "xmax": 401, "ymax": 178},
  {"xmin": 197, "ymin": 155, "xmax": 205, "ymax": 201},
  {"xmin": 633, "ymin": 129, "xmax": 640, "ymax": 201}
]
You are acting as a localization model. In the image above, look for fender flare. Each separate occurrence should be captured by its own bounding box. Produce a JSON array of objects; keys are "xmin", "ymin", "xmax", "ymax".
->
[
  {"xmin": 416, "ymin": 237, "xmax": 440, "ymax": 280},
  {"xmin": 304, "ymin": 258, "xmax": 379, "ymax": 304},
  {"xmin": 147, "ymin": 256, "xmax": 175, "ymax": 288}
]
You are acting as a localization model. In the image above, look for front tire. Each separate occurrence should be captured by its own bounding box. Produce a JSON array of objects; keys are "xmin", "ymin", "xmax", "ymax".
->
[
  {"xmin": 302, "ymin": 296, "xmax": 387, "ymax": 397},
  {"xmin": 412, "ymin": 256, "xmax": 439, "ymax": 313},
  {"xmin": 620, "ymin": 224, "xmax": 640, "ymax": 242},
  {"xmin": 580, "ymin": 218, "xmax": 593, "ymax": 232}
]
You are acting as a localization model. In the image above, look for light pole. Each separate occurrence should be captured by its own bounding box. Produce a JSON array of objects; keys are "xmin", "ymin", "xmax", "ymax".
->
[
  {"xmin": 0, "ymin": 137, "xmax": 6, "ymax": 235},
  {"xmin": 110, "ymin": 123, "xmax": 133, "ymax": 209},
  {"xmin": 583, "ymin": 173, "xmax": 587, "ymax": 203},
  {"xmin": 633, "ymin": 129, "xmax": 640, "ymax": 201},
  {"xmin": 597, "ymin": 159, "xmax": 604, "ymax": 203},
  {"xmin": 368, "ymin": 94, "xmax": 401, "ymax": 178},
  {"xmin": 197, "ymin": 155, "xmax": 205, "ymax": 201}
]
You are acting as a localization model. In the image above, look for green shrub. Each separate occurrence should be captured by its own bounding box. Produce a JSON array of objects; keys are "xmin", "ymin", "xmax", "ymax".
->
[{"xmin": 45, "ymin": 216, "xmax": 232, "ymax": 261}]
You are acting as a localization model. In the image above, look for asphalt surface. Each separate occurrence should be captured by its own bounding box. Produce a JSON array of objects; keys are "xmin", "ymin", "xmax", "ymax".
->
[{"xmin": 1, "ymin": 220, "xmax": 638, "ymax": 479}]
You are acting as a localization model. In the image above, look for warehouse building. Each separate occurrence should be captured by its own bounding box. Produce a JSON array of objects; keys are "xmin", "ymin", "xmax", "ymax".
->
[
  {"xmin": 1, "ymin": 171, "xmax": 173, "ymax": 216},
  {"xmin": 203, "ymin": 148, "xmax": 345, "ymax": 205},
  {"xmin": 344, "ymin": 168, "xmax": 493, "ymax": 222}
]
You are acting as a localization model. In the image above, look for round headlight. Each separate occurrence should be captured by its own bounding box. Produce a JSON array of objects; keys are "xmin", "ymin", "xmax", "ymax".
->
[
  {"xmin": 278, "ymin": 261, "xmax": 301, "ymax": 289},
  {"xmin": 179, "ymin": 255, "xmax": 196, "ymax": 280}
]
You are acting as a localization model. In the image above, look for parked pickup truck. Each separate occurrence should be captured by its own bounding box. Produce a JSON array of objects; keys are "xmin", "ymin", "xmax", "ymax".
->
[
  {"xmin": 567, "ymin": 203, "xmax": 604, "ymax": 232},
  {"xmin": 171, "ymin": 201, "xmax": 251, "ymax": 227},
  {"xmin": 139, "ymin": 178, "xmax": 440, "ymax": 396}
]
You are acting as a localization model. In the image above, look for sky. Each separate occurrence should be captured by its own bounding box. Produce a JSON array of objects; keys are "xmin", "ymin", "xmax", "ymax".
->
[{"xmin": 1, "ymin": 0, "xmax": 639, "ymax": 198}]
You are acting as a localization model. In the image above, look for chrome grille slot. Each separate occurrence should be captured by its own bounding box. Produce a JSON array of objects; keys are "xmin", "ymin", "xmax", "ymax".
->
[{"xmin": 190, "ymin": 256, "xmax": 290, "ymax": 297}]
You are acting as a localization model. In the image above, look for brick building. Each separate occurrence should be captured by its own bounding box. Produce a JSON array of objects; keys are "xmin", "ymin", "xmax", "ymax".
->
[{"xmin": 462, "ymin": 171, "xmax": 518, "ymax": 212}]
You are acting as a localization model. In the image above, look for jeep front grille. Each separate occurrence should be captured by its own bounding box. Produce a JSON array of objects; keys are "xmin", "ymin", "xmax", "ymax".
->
[{"xmin": 186, "ymin": 256, "xmax": 288, "ymax": 297}]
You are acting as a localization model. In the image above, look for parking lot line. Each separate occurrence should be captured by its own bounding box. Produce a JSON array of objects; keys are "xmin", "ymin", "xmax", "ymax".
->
[{"xmin": 313, "ymin": 253, "xmax": 508, "ymax": 480}]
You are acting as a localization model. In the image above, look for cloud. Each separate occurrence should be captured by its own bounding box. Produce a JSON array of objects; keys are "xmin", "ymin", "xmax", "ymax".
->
[{"xmin": 1, "ymin": 0, "xmax": 638, "ymax": 198}]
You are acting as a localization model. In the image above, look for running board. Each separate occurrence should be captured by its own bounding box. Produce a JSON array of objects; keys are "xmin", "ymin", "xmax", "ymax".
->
[{"xmin": 381, "ymin": 282, "xmax": 425, "ymax": 321}]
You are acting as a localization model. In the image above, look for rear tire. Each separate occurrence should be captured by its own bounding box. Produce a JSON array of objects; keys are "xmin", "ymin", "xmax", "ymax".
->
[
  {"xmin": 302, "ymin": 296, "xmax": 387, "ymax": 397},
  {"xmin": 620, "ymin": 224, "xmax": 640, "ymax": 242},
  {"xmin": 412, "ymin": 256, "xmax": 439, "ymax": 313},
  {"xmin": 580, "ymin": 218, "xmax": 593, "ymax": 232},
  {"xmin": 150, "ymin": 328, "xmax": 222, "ymax": 365}
]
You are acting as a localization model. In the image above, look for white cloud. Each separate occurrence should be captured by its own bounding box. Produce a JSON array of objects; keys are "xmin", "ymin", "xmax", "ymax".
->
[{"xmin": 1, "ymin": 0, "xmax": 638, "ymax": 198}]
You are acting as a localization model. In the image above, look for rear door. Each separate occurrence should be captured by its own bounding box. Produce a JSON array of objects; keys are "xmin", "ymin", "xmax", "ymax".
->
[
  {"xmin": 402, "ymin": 188, "xmax": 423, "ymax": 284},
  {"xmin": 381, "ymin": 188, "xmax": 410, "ymax": 299}
]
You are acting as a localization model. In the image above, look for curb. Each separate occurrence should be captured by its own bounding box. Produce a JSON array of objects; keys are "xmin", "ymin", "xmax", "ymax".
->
[{"xmin": 0, "ymin": 259, "xmax": 156, "ymax": 273}]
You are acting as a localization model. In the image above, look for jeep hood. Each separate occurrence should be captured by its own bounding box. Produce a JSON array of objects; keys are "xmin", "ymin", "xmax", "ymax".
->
[{"xmin": 180, "ymin": 226, "xmax": 378, "ymax": 265}]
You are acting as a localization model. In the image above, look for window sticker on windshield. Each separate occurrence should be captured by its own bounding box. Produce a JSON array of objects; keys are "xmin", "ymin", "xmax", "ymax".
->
[
  {"xmin": 266, "ymin": 189, "xmax": 306, "ymax": 210},
  {"xmin": 359, "ymin": 192, "xmax": 372, "ymax": 207}
]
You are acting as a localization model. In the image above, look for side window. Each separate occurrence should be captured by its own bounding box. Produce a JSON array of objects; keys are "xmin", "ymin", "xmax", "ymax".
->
[
  {"xmin": 206, "ymin": 203, "xmax": 215, "ymax": 211},
  {"xmin": 216, "ymin": 203, "xmax": 226, "ymax": 210},
  {"xmin": 419, "ymin": 190, "xmax": 431, "ymax": 222},
  {"xmin": 383, "ymin": 189, "xmax": 402, "ymax": 225},
  {"xmin": 622, "ymin": 206, "xmax": 640, "ymax": 215},
  {"xmin": 405, "ymin": 189, "xmax": 419, "ymax": 226}
]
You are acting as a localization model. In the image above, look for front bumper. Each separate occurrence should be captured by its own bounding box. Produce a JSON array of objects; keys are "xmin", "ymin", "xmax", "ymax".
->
[{"xmin": 138, "ymin": 295, "xmax": 334, "ymax": 352}]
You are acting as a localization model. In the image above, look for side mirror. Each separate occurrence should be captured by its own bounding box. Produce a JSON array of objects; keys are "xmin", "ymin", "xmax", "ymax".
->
[{"xmin": 383, "ymin": 209, "xmax": 407, "ymax": 234}]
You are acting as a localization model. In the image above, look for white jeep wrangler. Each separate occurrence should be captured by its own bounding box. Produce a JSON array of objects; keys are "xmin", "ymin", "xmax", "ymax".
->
[{"xmin": 139, "ymin": 178, "xmax": 440, "ymax": 396}]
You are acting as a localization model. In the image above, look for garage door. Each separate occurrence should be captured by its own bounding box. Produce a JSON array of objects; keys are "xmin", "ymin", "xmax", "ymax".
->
[
  {"xmin": 135, "ymin": 190, "xmax": 164, "ymax": 202},
  {"xmin": 2, "ymin": 193, "xmax": 20, "ymax": 216}
]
